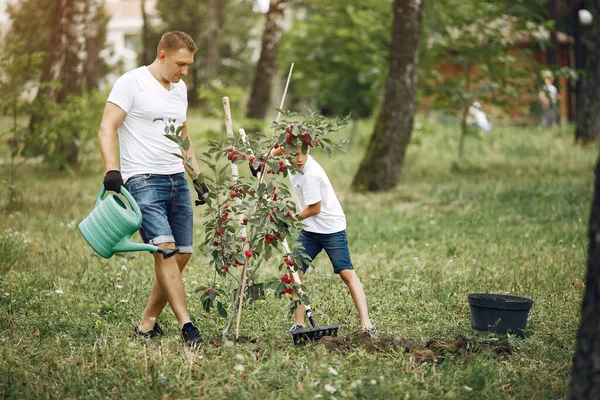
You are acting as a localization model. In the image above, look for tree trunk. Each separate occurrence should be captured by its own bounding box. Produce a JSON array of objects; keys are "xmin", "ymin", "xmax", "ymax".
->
[
  {"xmin": 351, "ymin": 0, "xmax": 422, "ymax": 192},
  {"xmin": 246, "ymin": 0, "xmax": 286, "ymax": 120},
  {"xmin": 575, "ymin": 3, "xmax": 600, "ymax": 144},
  {"xmin": 568, "ymin": 158, "xmax": 600, "ymax": 398},
  {"xmin": 141, "ymin": 0, "xmax": 149, "ymax": 66},
  {"xmin": 29, "ymin": 0, "xmax": 69, "ymax": 130},
  {"xmin": 206, "ymin": 0, "xmax": 220, "ymax": 83}
]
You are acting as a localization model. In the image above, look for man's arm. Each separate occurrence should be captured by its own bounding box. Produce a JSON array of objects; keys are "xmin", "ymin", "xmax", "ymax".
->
[
  {"xmin": 98, "ymin": 102, "xmax": 126, "ymax": 173},
  {"xmin": 299, "ymin": 201, "xmax": 321, "ymax": 219}
]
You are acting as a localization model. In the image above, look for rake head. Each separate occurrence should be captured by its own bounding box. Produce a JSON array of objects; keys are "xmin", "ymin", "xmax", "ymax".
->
[{"xmin": 291, "ymin": 324, "xmax": 339, "ymax": 345}]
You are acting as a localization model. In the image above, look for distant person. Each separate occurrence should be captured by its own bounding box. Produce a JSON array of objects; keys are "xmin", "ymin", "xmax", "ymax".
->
[
  {"xmin": 539, "ymin": 70, "xmax": 559, "ymax": 129},
  {"xmin": 253, "ymin": 140, "xmax": 376, "ymax": 336},
  {"xmin": 468, "ymin": 101, "xmax": 493, "ymax": 132},
  {"xmin": 97, "ymin": 31, "xmax": 208, "ymax": 347}
]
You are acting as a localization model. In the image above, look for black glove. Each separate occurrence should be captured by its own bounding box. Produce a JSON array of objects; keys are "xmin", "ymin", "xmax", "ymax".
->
[
  {"xmin": 103, "ymin": 170, "xmax": 123, "ymax": 193},
  {"xmin": 249, "ymin": 158, "xmax": 265, "ymax": 178},
  {"xmin": 193, "ymin": 178, "xmax": 209, "ymax": 206}
]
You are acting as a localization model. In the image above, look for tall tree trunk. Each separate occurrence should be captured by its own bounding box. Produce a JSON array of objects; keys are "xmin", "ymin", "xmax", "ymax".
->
[
  {"xmin": 568, "ymin": 157, "xmax": 600, "ymax": 398},
  {"xmin": 246, "ymin": 0, "xmax": 286, "ymax": 120},
  {"xmin": 351, "ymin": 0, "xmax": 422, "ymax": 192},
  {"xmin": 29, "ymin": 0, "xmax": 70, "ymax": 131},
  {"xmin": 141, "ymin": 0, "xmax": 149, "ymax": 66},
  {"xmin": 206, "ymin": 0, "xmax": 220, "ymax": 83},
  {"xmin": 575, "ymin": 3, "xmax": 600, "ymax": 144}
]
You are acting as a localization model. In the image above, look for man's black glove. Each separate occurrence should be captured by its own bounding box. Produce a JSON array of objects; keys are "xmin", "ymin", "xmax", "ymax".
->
[
  {"xmin": 103, "ymin": 170, "xmax": 123, "ymax": 193},
  {"xmin": 249, "ymin": 158, "xmax": 265, "ymax": 178},
  {"xmin": 193, "ymin": 178, "xmax": 209, "ymax": 206}
]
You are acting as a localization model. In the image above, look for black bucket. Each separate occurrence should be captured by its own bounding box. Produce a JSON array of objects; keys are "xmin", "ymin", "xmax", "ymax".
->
[{"xmin": 468, "ymin": 293, "xmax": 534, "ymax": 337}]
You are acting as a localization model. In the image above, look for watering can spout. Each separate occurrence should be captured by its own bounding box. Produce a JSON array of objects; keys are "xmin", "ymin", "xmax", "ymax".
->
[{"xmin": 112, "ymin": 237, "xmax": 179, "ymax": 259}]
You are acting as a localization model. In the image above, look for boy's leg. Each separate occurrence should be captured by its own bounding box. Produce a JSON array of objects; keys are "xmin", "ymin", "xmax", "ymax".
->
[
  {"xmin": 291, "ymin": 230, "xmax": 322, "ymax": 327},
  {"xmin": 138, "ymin": 252, "xmax": 191, "ymax": 332},
  {"xmin": 322, "ymin": 230, "xmax": 373, "ymax": 329},
  {"xmin": 292, "ymin": 270, "xmax": 306, "ymax": 325},
  {"xmin": 339, "ymin": 269, "xmax": 373, "ymax": 329}
]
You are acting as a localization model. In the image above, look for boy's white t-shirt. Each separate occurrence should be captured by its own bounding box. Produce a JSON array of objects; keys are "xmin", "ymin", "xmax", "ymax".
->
[
  {"xmin": 107, "ymin": 66, "xmax": 187, "ymax": 182},
  {"xmin": 289, "ymin": 155, "xmax": 346, "ymax": 234}
]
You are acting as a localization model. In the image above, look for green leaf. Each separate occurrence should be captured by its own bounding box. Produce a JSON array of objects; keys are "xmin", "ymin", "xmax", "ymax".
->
[
  {"xmin": 182, "ymin": 138, "xmax": 191, "ymax": 151},
  {"xmin": 153, "ymin": 118, "xmax": 164, "ymax": 122},
  {"xmin": 170, "ymin": 152, "xmax": 185, "ymax": 160},
  {"xmin": 217, "ymin": 302, "xmax": 228, "ymax": 319},
  {"xmin": 176, "ymin": 125, "xmax": 184, "ymax": 135}
]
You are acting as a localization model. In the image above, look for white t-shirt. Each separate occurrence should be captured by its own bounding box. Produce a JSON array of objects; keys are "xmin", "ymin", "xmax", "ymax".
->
[
  {"xmin": 289, "ymin": 155, "xmax": 346, "ymax": 234},
  {"xmin": 107, "ymin": 66, "xmax": 188, "ymax": 182}
]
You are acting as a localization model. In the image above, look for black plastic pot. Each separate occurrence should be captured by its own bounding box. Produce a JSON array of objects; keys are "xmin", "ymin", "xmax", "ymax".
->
[{"xmin": 468, "ymin": 293, "xmax": 534, "ymax": 337}]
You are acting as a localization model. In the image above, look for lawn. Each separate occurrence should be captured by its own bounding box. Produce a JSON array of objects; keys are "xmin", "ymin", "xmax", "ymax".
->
[{"xmin": 0, "ymin": 112, "xmax": 596, "ymax": 399}]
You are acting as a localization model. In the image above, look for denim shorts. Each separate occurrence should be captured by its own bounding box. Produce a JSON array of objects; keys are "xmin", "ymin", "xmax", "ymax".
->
[
  {"xmin": 125, "ymin": 173, "xmax": 194, "ymax": 253},
  {"xmin": 294, "ymin": 230, "xmax": 353, "ymax": 274}
]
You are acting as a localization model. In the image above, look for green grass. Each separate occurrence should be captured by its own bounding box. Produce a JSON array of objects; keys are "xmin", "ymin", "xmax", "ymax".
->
[{"xmin": 0, "ymin": 114, "xmax": 595, "ymax": 399}]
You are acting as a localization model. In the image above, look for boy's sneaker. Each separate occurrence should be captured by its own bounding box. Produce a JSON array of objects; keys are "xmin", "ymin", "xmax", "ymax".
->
[
  {"xmin": 181, "ymin": 322, "xmax": 204, "ymax": 347},
  {"xmin": 360, "ymin": 326, "xmax": 377, "ymax": 337},
  {"xmin": 287, "ymin": 324, "xmax": 305, "ymax": 334},
  {"xmin": 133, "ymin": 323, "xmax": 163, "ymax": 340}
]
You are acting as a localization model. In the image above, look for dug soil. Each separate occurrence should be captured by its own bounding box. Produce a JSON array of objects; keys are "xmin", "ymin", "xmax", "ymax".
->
[{"xmin": 316, "ymin": 331, "xmax": 512, "ymax": 363}]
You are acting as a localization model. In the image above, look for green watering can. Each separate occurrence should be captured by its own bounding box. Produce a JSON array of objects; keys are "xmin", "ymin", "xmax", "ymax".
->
[{"xmin": 78, "ymin": 187, "xmax": 179, "ymax": 259}]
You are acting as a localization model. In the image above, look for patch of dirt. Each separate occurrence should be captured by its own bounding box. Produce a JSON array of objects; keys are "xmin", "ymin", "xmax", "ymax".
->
[{"xmin": 314, "ymin": 332, "xmax": 512, "ymax": 363}]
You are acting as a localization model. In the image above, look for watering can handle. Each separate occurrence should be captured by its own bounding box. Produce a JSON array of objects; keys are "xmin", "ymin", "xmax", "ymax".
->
[{"xmin": 94, "ymin": 186, "xmax": 143, "ymax": 227}]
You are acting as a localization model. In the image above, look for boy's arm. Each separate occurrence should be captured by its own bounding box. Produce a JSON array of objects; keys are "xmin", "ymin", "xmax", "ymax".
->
[{"xmin": 299, "ymin": 201, "xmax": 321, "ymax": 219}]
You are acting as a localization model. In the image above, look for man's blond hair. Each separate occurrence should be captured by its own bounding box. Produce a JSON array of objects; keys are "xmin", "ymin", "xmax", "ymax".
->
[{"xmin": 157, "ymin": 31, "xmax": 198, "ymax": 55}]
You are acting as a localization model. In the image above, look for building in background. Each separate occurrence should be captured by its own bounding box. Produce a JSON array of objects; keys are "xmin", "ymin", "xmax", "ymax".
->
[{"xmin": 103, "ymin": 0, "xmax": 156, "ymax": 85}]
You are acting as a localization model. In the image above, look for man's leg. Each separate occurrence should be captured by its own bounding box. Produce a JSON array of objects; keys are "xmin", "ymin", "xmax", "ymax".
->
[
  {"xmin": 339, "ymin": 269, "xmax": 372, "ymax": 328},
  {"xmin": 138, "ymin": 246, "xmax": 192, "ymax": 332}
]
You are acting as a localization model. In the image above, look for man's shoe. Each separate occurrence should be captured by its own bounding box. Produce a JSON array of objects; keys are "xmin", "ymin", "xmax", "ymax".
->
[
  {"xmin": 287, "ymin": 324, "xmax": 305, "ymax": 334},
  {"xmin": 181, "ymin": 322, "xmax": 204, "ymax": 347},
  {"xmin": 133, "ymin": 323, "xmax": 164, "ymax": 340}
]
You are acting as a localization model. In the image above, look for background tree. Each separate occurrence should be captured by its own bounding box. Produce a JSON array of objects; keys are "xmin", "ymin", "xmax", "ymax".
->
[
  {"xmin": 0, "ymin": 43, "xmax": 44, "ymax": 211},
  {"xmin": 575, "ymin": 2, "xmax": 600, "ymax": 144},
  {"xmin": 7, "ymin": 0, "xmax": 108, "ymax": 169},
  {"xmin": 278, "ymin": 0, "xmax": 391, "ymax": 118},
  {"xmin": 246, "ymin": 0, "xmax": 286, "ymax": 120},
  {"xmin": 418, "ymin": 0, "xmax": 544, "ymax": 169},
  {"xmin": 351, "ymin": 0, "xmax": 422, "ymax": 192},
  {"xmin": 569, "ymin": 157, "xmax": 600, "ymax": 398}
]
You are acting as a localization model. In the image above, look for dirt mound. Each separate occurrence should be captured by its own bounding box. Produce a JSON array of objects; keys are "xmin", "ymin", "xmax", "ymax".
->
[{"xmin": 315, "ymin": 332, "xmax": 512, "ymax": 363}]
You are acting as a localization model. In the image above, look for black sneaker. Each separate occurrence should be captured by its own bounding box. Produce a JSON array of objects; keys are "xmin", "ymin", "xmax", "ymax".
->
[
  {"xmin": 181, "ymin": 322, "xmax": 204, "ymax": 347},
  {"xmin": 133, "ymin": 322, "xmax": 164, "ymax": 340}
]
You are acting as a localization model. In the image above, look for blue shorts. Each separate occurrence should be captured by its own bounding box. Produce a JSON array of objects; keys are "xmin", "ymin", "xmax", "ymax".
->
[
  {"xmin": 125, "ymin": 173, "xmax": 194, "ymax": 254},
  {"xmin": 294, "ymin": 230, "xmax": 353, "ymax": 274}
]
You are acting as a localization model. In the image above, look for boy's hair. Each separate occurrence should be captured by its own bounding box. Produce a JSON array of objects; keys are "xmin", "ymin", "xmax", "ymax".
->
[{"xmin": 157, "ymin": 31, "xmax": 198, "ymax": 55}]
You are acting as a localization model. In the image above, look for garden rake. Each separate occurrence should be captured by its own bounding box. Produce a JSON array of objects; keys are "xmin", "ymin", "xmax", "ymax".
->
[{"xmin": 280, "ymin": 227, "xmax": 339, "ymax": 345}]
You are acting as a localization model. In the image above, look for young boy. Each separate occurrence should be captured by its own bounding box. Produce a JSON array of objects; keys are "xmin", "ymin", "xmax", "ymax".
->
[{"xmin": 267, "ymin": 143, "xmax": 375, "ymax": 335}]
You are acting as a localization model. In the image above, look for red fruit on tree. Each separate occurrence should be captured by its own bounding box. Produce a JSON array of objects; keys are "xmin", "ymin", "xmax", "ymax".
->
[
  {"xmin": 230, "ymin": 193, "xmax": 239, "ymax": 198},
  {"xmin": 245, "ymin": 250, "xmax": 252, "ymax": 258},
  {"xmin": 242, "ymin": 217, "xmax": 248, "ymax": 224},
  {"xmin": 222, "ymin": 265, "xmax": 229, "ymax": 271},
  {"xmin": 285, "ymin": 258, "xmax": 294, "ymax": 266}
]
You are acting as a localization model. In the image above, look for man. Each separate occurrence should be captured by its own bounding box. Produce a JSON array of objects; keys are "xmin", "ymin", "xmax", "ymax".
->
[{"xmin": 98, "ymin": 31, "xmax": 206, "ymax": 347}]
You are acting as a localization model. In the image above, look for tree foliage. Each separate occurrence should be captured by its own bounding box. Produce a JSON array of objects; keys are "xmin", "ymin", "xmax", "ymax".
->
[
  {"xmin": 279, "ymin": 0, "xmax": 391, "ymax": 118},
  {"xmin": 419, "ymin": 0, "xmax": 546, "ymax": 167}
]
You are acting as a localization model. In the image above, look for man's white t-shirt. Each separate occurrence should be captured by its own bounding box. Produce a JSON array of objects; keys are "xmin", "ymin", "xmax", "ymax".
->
[
  {"xmin": 107, "ymin": 66, "xmax": 187, "ymax": 182},
  {"xmin": 289, "ymin": 155, "xmax": 346, "ymax": 234}
]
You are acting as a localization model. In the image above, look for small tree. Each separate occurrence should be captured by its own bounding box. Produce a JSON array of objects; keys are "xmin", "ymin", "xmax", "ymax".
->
[
  {"xmin": 160, "ymin": 110, "xmax": 349, "ymax": 340},
  {"xmin": 0, "ymin": 43, "xmax": 44, "ymax": 211},
  {"xmin": 420, "ymin": 3, "xmax": 545, "ymax": 169}
]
